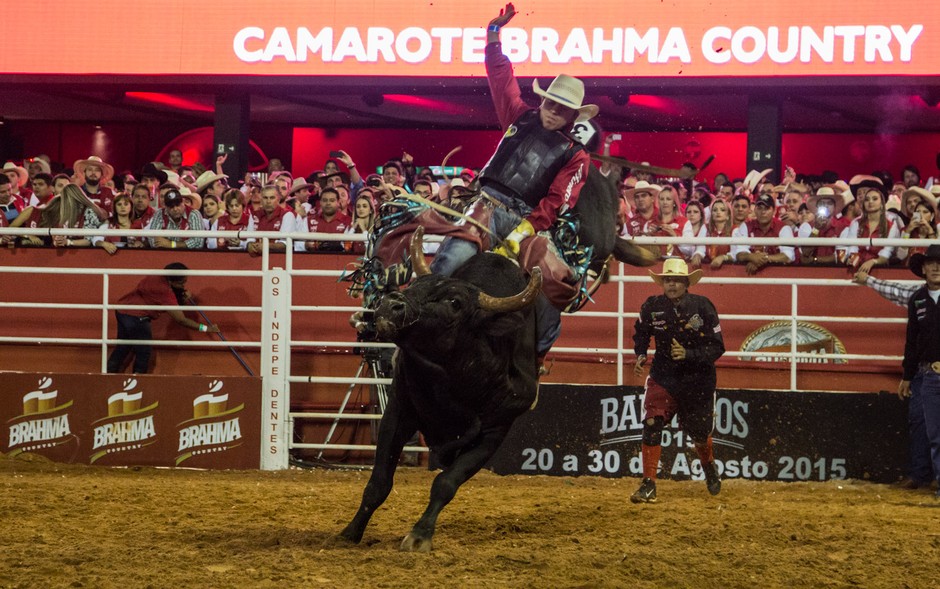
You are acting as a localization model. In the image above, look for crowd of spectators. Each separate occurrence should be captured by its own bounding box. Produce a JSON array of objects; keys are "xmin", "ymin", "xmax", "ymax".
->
[{"xmin": 2, "ymin": 146, "xmax": 938, "ymax": 278}]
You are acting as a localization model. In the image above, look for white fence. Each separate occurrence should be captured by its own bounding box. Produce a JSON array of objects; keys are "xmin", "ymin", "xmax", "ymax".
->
[{"xmin": 0, "ymin": 226, "xmax": 925, "ymax": 467}]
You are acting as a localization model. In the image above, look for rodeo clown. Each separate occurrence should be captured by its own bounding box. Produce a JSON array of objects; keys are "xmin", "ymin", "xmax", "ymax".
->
[
  {"xmin": 430, "ymin": 2, "xmax": 598, "ymax": 359},
  {"xmin": 631, "ymin": 258, "xmax": 725, "ymax": 503}
]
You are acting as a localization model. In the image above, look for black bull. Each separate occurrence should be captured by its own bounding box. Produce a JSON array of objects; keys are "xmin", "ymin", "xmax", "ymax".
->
[{"xmin": 339, "ymin": 173, "xmax": 656, "ymax": 552}]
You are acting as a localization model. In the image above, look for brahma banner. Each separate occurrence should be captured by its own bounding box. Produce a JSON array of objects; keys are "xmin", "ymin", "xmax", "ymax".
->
[{"xmin": 0, "ymin": 1, "xmax": 936, "ymax": 77}]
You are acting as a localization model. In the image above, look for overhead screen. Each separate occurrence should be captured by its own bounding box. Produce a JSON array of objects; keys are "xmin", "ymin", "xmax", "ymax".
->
[{"xmin": 1, "ymin": 1, "xmax": 936, "ymax": 78}]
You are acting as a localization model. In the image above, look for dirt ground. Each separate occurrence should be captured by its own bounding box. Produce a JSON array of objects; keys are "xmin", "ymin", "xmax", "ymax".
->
[{"xmin": 1, "ymin": 455, "xmax": 938, "ymax": 589}]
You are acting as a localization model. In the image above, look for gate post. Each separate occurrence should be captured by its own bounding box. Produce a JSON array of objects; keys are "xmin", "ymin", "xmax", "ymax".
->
[{"xmin": 260, "ymin": 267, "xmax": 291, "ymax": 469}]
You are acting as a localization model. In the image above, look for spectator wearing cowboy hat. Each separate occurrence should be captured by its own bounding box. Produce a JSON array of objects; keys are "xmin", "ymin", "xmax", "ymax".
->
[
  {"xmin": 622, "ymin": 180, "xmax": 661, "ymax": 243},
  {"xmin": 800, "ymin": 186, "xmax": 846, "ymax": 265},
  {"xmin": 731, "ymin": 193, "xmax": 796, "ymax": 275},
  {"xmin": 145, "ymin": 188, "xmax": 205, "ymax": 250},
  {"xmin": 139, "ymin": 163, "xmax": 168, "ymax": 202},
  {"xmin": 3, "ymin": 161, "xmax": 31, "ymax": 202},
  {"xmin": 74, "ymin": 155, "xmax": 115, "ymax": 215},
  {"xmin": 25, "ymin": 156, "xmax": 51, "ymax": 180},
  {"xmin": 194, "ymin": 170, "xmax": 228, "ymax": 200},
  {"xmin": 898, "ymin": 244, "xmax": 940, "ymax": 499},
  {"xmin": 288, "ymin": 178, "xmax": 315, "ymax": 214},
  {"xmin": 0, "ymin": 173, "xmax": 26, "ymax": 225},
  {"xmin": 898, "ymin": 187, "xmax": 938, "ymax": 263}
]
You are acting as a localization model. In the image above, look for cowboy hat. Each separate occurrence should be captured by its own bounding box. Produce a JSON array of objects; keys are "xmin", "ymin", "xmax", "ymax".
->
[
  {"xmin": 742, "ymin": 168, "xmax": 773, "ymax": 192},
  {"xmin": 624, "ymin": 180, "xmax": 661, "ymax": 202},
  {"xmin": 163, "ymin": 169, "xmax": 181, "ymax": 188},
  {"xmin": 25, "ymin": 157, "xmax": 51, "ymax": 175},
  {"xmin": 807, "ymin": 186, "xmax": 845, "ymax": 212},
  {"xmin": 649, "ymin": 258, "xmax": 702, "ymax": 287},
  {"xmin": 181, "ymin": 188, "xmax": 201, "ymax": 211},
  {"xmin": 532, "ymin": 74, "xmax": 599, "ymax": 122},
  {"xmin": 930, "ymin": 184, "xmax": 940, "ymax": 198},
  {"xmin": 317, "ymin": 171, "xmax": 350, "ymax": 189},
  {"xmin": 902, "ymin": 186, "xmax": 937, "ymax": 210},
  {"xmin": 289, "ymin": 178, "xmax": 314, "ymax": 195},
  {"xmin": 848, "ymin": 174, "xmax": 884, "ymax": 198},
  {"xmin": 194, "ymin": 170, "xmax": 228, "ymax": 193},
  {"xmin": 139, "ymin": 162, "xmax": 168, "ymax": 184},
  {"xmin": 2, "ymin": 162, "xmax": 29, "ymax": 187},
  {"xmin": 909, "ymin": 244, "xmax": 940, "ymax": 278},
  {"xmin": 73, "ymin": 156, "xmax": 114, "ymax": 183}
]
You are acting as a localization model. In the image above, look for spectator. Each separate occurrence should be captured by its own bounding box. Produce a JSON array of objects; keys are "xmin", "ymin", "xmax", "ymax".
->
[
  {"xmin": 330, "ymin": 150, "xmax": 364, "ymax": 195},
  {"xmin": 712, "ymin": 172, "xmax": 729, "ymax": 194},
  {"xmin": 267, "ymin": 158, "xmax": 286, "ymax": 174},
  {"xmin": 412, "ymin": 179, "xmax": 434, "ymax": 202},
  {"xmin": 650, "ymin": 185, "xmax": 687, "ymax": 258},
  {"xmin": 247, "ymin": 185, "xmax": 295, "ymax": 256},
  {"xmin": 679, "ymin": 200, "xmax": 706, "ymax": 268},
  {"xmin": 0, "ymin": 174, "xmax": 26, "ymax": 224},
  {"xmin": 899, "ymin": 184, "xmax": 928, "ymax": 226},
  {"xmin": 716, "ymin": 182, "xmax": 735, "ymax": 202},
  {"xmin": 92, "ymin": 192, "xmax": 135, "ymax": 254},
  {"xmin": 902, "ymin": 164, "xmax": 921, "ymax": 188},
  {"xmin": 732, "ymin": 193, "xmax": 795, "ymax": 275},
  {"xmin": 288, "ymin": 178, "xmax": 315, "ymax": 214},
  {"xmin": 208, "ymin": 189, "xmax": 253, "ymax": 251},
  {"xmin": 382, "ymin": 160, "xmax": 406, "ymax": 189},
  {"xmin": 200, "ymin": 193, "xmax": 224, "ymax": 230},
  {"xmin": 194, "ymin": 170, "xmax": 228, "ymax": 202},
  {"xmin": 73, "ymin": 155, "xmax": 115, "ymax": 215},
  {"xmin": 146, "ymin": 188, "xmax": 205, "ymax": 250},
  {"xmin": 346, "ymin": 192, "xmax": 376, "ymax": 255},
  {"xmin": 129, "ymin": 183, "xmax": 156, "ymax": 238},
  {"xmin": 52, "ymin": 173, "xmax": 71, "ymax": 197},
  {"xmin": 167, "ymin": 149, "xmax": 183, "ymax": 173},
  {"xmin": 622, "ymin": 181, "xmax": 659, "ymax": 238},
  {"xmin": 706, "ymin": 199, "xmax": 735, "ymax": 270},
  {"xmin": 25, "ymin": 156, "xmax": 51, "ymax": 181},
  {"xmin": 843, "ymin": 180, "xmax": 899, "ymax": 273},
  {"xmin": 106, "ymin": 262, "xmax": 220, "ymax": 374},
  {"xmin": 899, "ymin": 188, "xmax": 937, "ymax": 263},
  {"xmin": 17, "ymin": 184, "xmax": 104, "ymax": 248},
  {"xmin": 299, "ymin": 187, "xmax": 351, "ymax": 252},
  {"xmin": 272, "ymin": 173, "xmax": 293, "ymax": 204},
  {"xmin": 3, "ymin": 161, "xmax": 32, "ymax": 203},
  {"xmin": 801, "ymin": 187, "xmax": 845, "ymax": 266},
  {"xmin": 138, "ymin": 163, "xmax": 168, "ymax": 203},
  {"xmin": 730, "ymin": 193, "xmax": 752, "ymax": 230}
]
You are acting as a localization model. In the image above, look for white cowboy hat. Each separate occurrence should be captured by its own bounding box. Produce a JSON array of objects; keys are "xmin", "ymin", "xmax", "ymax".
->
[
  {"xmin": 73, "ymin": 156, "xmax": 114, "ymax": 184},
  {"xmin": 625, "ymin": 180, "xmax": 662, "ymax": 201},
  {"xmin": 194, "ymin": 170, "xmax": 228, "ymax": 192},
  {"xmin": 289, "ymin": 178, "xmax": 313, "ymax": 195},
  {"xmin": 649, "ymin": 258, "xmax": 703, "ymax": 287},
  {"xmin": 742, "ymin": 168, "xmax": 773, "ymax": 192},
  {"xmin": 2, "ymin": 161, "xmax": 30, "ymax": 187},
  {"xmin": 902, "ymin": 186, "xmax": 937, "ymax": 210},
  {"xmin": 532, "ymin": 75, "xmax": 599, "ymax": 122},
  {"xmin": 807, "ymin": 186, "xmax": 845, "ymax": 212},
  {"xmin": 163, "ymin": 170, "xmax": 181, "ymax": 188}
]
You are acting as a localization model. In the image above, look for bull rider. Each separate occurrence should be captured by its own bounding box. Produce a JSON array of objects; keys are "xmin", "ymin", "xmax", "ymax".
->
[
  {"xmin": 631, "ymin": 258, "xmax": 725, "ymax": 503},
  {"xmin": 430, "ymin": 2, "xmax": 598, "ymax": 361}
]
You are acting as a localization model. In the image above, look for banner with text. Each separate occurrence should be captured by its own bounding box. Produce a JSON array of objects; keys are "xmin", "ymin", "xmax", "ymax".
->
[
  {"xmin": 1, "ymin": 1, "xmax": 937, "ymax": 78},
  {"xmin": 488, "ymin": 385, "xmax": 908, "ymax": 483},
  {"xmin": 1, "ymin": 372, "xmax": 262, "ymax": 469}
]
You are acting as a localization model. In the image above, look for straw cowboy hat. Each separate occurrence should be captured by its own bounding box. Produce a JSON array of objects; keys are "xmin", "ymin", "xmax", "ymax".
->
[
  {"xmin": 902, "ymin": 186, "xmax": 937, "ymax": 210},
  {"xmin": 289, "ymin": 178, "xmax": 314, "ymax": 195},
  {"xmin": 909, "ymin": 244, "xmax": 940, "ymax": 278},
  {"xmin": 807, "ymin": 186, "xmax": 845, "ymax": 212},
  {"xmin": 532, "ymin": 74, "xmax": 599, "ymax": 122},
  {"xmin": 624, "ymin": 180, "xmax": 661, "ymax": 202},
  {"xmin": 2, "ymin": 162, "xmax": 29, "ymax": 187},
  {"xmin": 194, "ymin": 170, "xmax": 228, "ymax": 192},
  {"xmin": 73, "ymin": 156, "xmax": 114, "ymax": 183},
  {"xmin": 649, "ymin": 258, "xmax": 703, "ymax": 287}
]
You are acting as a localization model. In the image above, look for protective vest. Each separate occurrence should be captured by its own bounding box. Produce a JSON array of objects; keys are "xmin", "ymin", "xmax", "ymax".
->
[{"xmin": 480, "ymin": 110, "xmax": 582, "ymax": 209}]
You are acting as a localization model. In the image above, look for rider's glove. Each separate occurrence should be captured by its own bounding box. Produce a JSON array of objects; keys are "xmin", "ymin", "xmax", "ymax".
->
[{"xmin": 493, "ymin": 219, "xmax": 534, "ymax": 259}]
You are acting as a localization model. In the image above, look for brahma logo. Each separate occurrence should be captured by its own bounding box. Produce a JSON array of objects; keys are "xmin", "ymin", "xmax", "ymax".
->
[
  {"xmin": 90, "ymin": 379, "xmax": 159, "ymax": 464},
  {"xmin": 740, "ymin": 321, "xmax": 847, "ymax": 364},
  {"xmin": 7, "ymin": 377, "xmax": 74, "ymax": 456},
  {"xmin": 176, "ymin": 380, "xmax": 244, "ymax": 465}
]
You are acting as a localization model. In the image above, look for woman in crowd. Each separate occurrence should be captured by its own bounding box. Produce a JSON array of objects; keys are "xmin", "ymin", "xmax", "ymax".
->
[
  {"xmin": 900, "ymin": 200, "xmax": 937, "ymax": 263},
  {"xmin": 650, "ymin": 186, "xmax": 687, "ymax": 258},
  {"xmin": 16, "ymin": 184, "xmax": 104, "ymax": 247},
  {"xmin": 679, "ymin": 200, "xmax": 707, "ymax": 268},
  {"xmin": 346, "ymin": 191, "xmax": 376, "ymax": 255},
  {"xmin": 201, "ymin": 193, "xmax": 225, "ymax": 230},
  {"xmin": 92, "ymin": 192, "xmax": 134, "ymax": 254},
  {"xmin": 706, "ymin": 199, "xmax": 735, "ymax": 270},
  {"xmin": 208, "ymin": 189, "xmax": 253, "ymax": 250},
  {"xmin": 843, "ymin": 185, "xmax": 900, "ymax": 273}
]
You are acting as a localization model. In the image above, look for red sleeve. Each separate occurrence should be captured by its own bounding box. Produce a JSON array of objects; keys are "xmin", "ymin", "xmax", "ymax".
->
[
  {"xmin": 526, "ymin": 150, "xmax": 590, "ymax": 232},
  {"xmin": 140, "ymin": 275, "xmax": 179, "ymax": 307},
  {"xmin": 485, "ymin": 43, "xmax": 531, "ymax": 131}
]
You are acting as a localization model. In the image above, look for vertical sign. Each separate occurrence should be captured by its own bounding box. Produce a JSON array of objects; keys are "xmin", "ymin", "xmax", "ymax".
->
[{"xmin": 260, "ymin": 268, "xmax": 290, "ymax": 469}]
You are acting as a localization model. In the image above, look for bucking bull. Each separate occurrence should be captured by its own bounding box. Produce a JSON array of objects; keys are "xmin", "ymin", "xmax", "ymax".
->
[{"xmin": 338, "ymin": 170, "xmax": 657, "ymax": 552}]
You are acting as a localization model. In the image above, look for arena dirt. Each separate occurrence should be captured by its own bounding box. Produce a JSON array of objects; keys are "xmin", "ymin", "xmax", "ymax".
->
[{"xmin": 1, "ymin": 455, "xmax": 937, "ymax": 589}]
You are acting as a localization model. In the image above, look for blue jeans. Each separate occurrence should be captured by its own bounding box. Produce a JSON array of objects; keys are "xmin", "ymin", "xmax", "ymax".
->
[
  {"xmin": 107, "ymin": 312, "xmax": 154, "ymax": 374},
  {"xmin": 915, "ymin": 370, "xmax": 940, "ymax": 486},
  {"xmin": 430, "ymin": 187, "xmax": 560, "ymax": 356},
  {"xmin": 908, "ymin": 373, "xmax": 934, "ymax": 484}
]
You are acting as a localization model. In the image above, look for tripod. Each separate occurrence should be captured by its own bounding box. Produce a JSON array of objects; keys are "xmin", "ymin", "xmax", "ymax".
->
[{"xmin": 316, "ymin": 343, "xmax": 392, "ymax": 461}]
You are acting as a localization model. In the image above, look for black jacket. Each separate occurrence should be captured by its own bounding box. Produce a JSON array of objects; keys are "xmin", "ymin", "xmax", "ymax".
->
[{"xmin": 902, "ymin": 285, "xmax": 940, "ymax": 381}]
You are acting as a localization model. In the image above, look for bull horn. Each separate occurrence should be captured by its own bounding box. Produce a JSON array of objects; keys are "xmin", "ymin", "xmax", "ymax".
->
[
  {"xmin": 409, "ymin": 226, "xmax": 432, "ymax": 276},
  {"xmin": 478, "ymin": 267, "xmax": 543, "ymax": 313}
]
